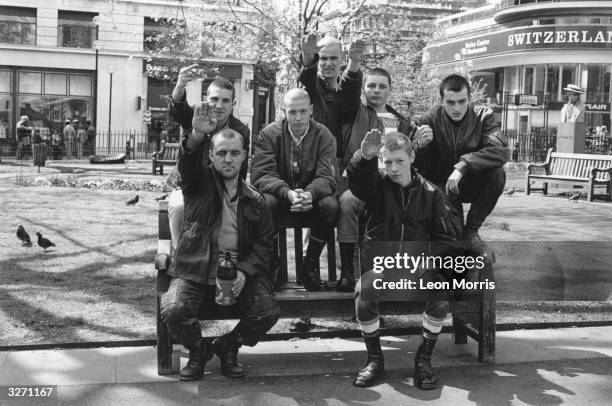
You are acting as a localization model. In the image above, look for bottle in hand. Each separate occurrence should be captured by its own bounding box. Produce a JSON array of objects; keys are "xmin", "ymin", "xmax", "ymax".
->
[{"xmin": 215, "ymin": 252, "xmax": 237, "ymax": 306}]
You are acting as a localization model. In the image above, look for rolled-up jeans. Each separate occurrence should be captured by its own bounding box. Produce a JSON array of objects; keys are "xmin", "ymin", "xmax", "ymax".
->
[{"xmin": 337, "ymin": 189, "xmax": 365, "ymax": 244}]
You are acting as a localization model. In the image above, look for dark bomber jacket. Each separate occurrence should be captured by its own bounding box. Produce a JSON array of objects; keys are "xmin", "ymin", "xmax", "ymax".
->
[
  {"xmin": 168, "ymin": 140, "xmax": 274, "ymax": 285},
  {"xmin": 416, "ymin": 104, "xmax": 507, "ymax": 185},
  {"xmin": 251, "ymin": 119, "xmax": 337, "ymax": 202},
  {"xmin": 347, "ymin": 150, "xmax": 457, "ymax": 243}
]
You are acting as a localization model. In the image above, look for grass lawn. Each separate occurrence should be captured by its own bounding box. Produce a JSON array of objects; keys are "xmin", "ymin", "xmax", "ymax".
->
[{"xmin": 0, "ymin": 184, "xmax": 160, "ymax": 345}]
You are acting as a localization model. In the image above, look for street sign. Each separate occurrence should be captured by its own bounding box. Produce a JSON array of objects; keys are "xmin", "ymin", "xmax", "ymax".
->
[{"xmin": 143, "ymin": 110, "xmax": 152, "ymax": 124}]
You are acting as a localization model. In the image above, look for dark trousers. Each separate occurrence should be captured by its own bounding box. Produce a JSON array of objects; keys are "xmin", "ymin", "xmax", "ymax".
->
[
  {"xmin": 160, "ymin": 275, "xmax": 280, "ymax": 351},
  {"xmin": 263, "ymin": 193, "xmax": 338, "ymax": 241},
  {"xmin": 443, "ymin": 167, "xmax": 506, "ymax": 234}
]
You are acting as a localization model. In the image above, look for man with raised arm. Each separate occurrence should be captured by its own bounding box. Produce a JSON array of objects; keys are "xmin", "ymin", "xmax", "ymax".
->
[
  {"xmin": 160, "ymin": 104, "xmax": 279, "ymax": 381},
  {"xmin": 299, "ymin": 33, "xmax": 364, "ymax": 158},
  {"xmin": 348, "ymin": 129, "xmax": 458, "ymax": 390},
  {"xmin": 166, "ymin": 67, "xmax": 250, "ymax": 248}
]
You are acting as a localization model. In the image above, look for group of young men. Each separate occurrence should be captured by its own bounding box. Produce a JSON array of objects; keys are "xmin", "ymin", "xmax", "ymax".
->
[{"xmin": 159, "ymin": 34, "xmax": 508, "ymax": 389}]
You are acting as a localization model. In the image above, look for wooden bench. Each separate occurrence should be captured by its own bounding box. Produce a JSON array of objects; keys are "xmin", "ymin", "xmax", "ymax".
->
[
  {"xmin": 155, "ymin": 200, "xmax": 496, "ymax": 375},
  {"xmin": 526, "ymin": 148, "xmax": 612, "ymax": 201},
  {"xmin": 152, "ymin": 141, "xmax": 180, "ymax": 176}
]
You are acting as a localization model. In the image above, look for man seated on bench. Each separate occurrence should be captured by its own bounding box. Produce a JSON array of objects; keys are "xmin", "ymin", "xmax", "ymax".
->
[
  {"xmin": 415, "ymin": 74, "xmax": 507, "ymax": 255},
  {"xmin": 160, "ymin": 106, "xmax": 279, "ymax": 381},
  {"xmin": 166, "ymin": 67, "xmax": 250, "ymax": 247},
  {"xmin": 251, "ymin": 88, "xmax": 338, "ymax": 291},
  {"xmin": 335, "ymin": 67, "xmax": 427, "ymax": 292},
  {"xmin": 348, "ymin": 130, "xmax": 459, "ymax": 390}
]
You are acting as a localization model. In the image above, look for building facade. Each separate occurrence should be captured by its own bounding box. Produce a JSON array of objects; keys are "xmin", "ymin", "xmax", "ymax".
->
[
  {"xmin": 423, "ymin": 0, "xmax": 612, "ymax": 138},
  {"xmin": 0, "ymin": 0, "xmax": 261, "ymax": 157}
]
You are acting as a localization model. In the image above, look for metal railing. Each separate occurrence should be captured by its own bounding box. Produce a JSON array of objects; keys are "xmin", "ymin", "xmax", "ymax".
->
[{"xmin": 506, "ymin": 129, "xmax": 557, "ymax": 162}]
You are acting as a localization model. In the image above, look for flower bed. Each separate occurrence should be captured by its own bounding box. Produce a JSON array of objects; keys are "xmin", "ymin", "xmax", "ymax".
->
[{"xmin": 20, "ymin": 175, "xmax": 167, "ymax": 192}]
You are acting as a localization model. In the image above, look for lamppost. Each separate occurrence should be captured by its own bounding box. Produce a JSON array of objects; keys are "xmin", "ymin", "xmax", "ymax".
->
[{"xmin": 107, "ymin": 64, "xmax": 116, "ymax": 154}]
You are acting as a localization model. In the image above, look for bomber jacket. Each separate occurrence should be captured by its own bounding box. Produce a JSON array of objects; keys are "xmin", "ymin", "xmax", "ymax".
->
[
  {"xmin": 339, "ymin": 103, "xmax": 416, "ymax": 175},
  {"xmin": 168, "ymin": 93, "xmax": 251, "ymax": 180},
  {"xmin": 299, "ymin": 55, "xmax": 362, "ymax": 158},
  {"xmin": 251, "ymin": 119, "xmax": 337, "ymax": 202},
  {"xmin": 347, "ymin": 150, "xmax": 457, "ymax": 243},
  {"xmin": 416, "ymin": 104, "xmax": 508, "ymax": 185},
  {"xmin": 168, "ymin": 139, "xmax": 274, "ymax": 285}
]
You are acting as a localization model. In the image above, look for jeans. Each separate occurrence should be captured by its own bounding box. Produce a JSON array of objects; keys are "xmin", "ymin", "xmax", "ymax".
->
[
  {"xmin": 160, "ymin": 275, "xmax": 280, "ymax": 350},
  {"xmin": 336, "ymin": 189, "xmax": 365, "ymax": 244}
]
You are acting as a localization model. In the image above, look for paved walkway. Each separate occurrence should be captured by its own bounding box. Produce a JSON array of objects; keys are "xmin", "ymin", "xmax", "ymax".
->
[{"xmin": 0, "ymin": 326, "xmax": 610, "ymax": 405}]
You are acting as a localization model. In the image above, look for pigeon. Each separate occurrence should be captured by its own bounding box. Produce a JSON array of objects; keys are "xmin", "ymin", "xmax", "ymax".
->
[
  {"xmin": 154, "ymin": 193, "xmax": 168, "ymax": 201},
  {"xmin": 17, "ymin": 225, "xmax": 32, "ymax": 247},
  {"xmin": 126, "ymin": 195, "xmax": 139, "ymax": 205},
  {"xmin": 503, "ymin": 187, "xmax": 516, "ymax": 196},
  {"xmin": 568, "ymin": 192, "xmax": 581, "ymax": 202},
  {"xmin": 36, "ymin": 232, "xmax": 55, "ymax": 251}
]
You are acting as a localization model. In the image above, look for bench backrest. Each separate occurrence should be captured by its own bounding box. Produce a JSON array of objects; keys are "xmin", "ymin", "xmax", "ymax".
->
[
  {"xmin": 549, "ymin": 152, "xmax": 612, "ymax": 181},
  {"xmin": 160, "ymin": 143, "xmax": 181, "ymax": 161}
]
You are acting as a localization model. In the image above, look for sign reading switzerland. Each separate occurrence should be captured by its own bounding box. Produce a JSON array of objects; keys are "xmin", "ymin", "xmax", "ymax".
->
[{"xmin": 425, "ymin": 25, "xmax": 612, "ymax": 65}]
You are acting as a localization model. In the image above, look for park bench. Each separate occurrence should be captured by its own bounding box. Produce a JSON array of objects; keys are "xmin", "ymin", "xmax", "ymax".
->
[
  {"xmin": 152, "ymin": 141, "xmax": 180, "ymax": 176},
  {"xmin": 154, "ymin": 200, "xmax": 496, "ymax": 375},
  {"xmin": 525, "ymin": 148, "xmax": 612, "ymax": 201}
]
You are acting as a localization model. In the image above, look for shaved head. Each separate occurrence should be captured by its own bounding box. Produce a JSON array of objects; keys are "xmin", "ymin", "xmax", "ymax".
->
[
  {"xmin": 318, "ymin": 36, "xmax": 342, "ymax": 53},
  {"xmin": 283, "ymin": 88, "xmax": 311, "ymax": 107}
]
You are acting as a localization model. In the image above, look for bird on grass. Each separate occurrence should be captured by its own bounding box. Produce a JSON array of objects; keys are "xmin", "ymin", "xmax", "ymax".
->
[
  {"xmin": 154, "ymin": 193, "xmax": 168, "ymax": 201},
  {"xmin": 36, "ymin": 232, "xmax": 55, "ymax": 251},
  {"xmin": 126, "ymin": 195, "xmax": 139, "ymax": 205},
  {"xmin": 568, "ymin": 192, "xmax": 582, "ymax": 203},
  {"xmin": 503, "ymin": 187, "xmax": 516, "ymax": 196},
  {"xmin": 17, "ymin": 225, "xmax": 32, "ymax": 247}
]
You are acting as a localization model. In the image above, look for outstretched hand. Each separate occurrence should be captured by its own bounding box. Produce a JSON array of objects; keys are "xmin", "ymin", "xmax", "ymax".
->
[
  {"xmin": 192, "ymin": 103, "xmax": 217, "ymax": 138},
  {"xmin": 348, "ymin": 39, "xmax": 365, "ymax": 63},
  {"xmin": 301, "ymin": 33, "xmax": 319, "ymax": 57},
  {"xmin": 361, "ymin": 129, "xmax": 383, "ymax": 160}
]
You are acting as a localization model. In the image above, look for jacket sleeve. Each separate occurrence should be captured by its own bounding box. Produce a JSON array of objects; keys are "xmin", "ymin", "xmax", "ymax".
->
[
  {"xmin": 235, "ymin": 196, "xmax": 275, "ymax": 278},
  {"xmin": 299, "ymin": 54, "xmax": 318, "ymax": 94},
  {"xmin": 250, "ymin": 129, "xmax": 292, "ymax": 200},
  {"xmin": 457, "ymin": 108, "xmax": 508, "ymax": 173},
  {"xmin": 169, "ymin": 93, "xmax": 195, "ymax": 132},
  {"xmin": 304, "ymin": 129, "xmax": 337, "ymax": 201},
  {"xmin": 429, "ymin": 188, "xmax": 459, "ymax": 242},
  {"xmin": 178, "ymin": 139, "xmax": 209, "ymax": 198},
  {"xmin": 239, "ymin": 125, "xmax": 251, "ymax": 181},
  {"xmin": 347, "ymin": 149, "xmax": 383, "ymax": 207},
  {"xmin": 337, "ymin": 69, "xmax": 363, "ymax": 125}
]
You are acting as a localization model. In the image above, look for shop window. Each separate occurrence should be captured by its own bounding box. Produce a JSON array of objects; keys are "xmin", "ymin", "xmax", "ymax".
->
[
  {"xmin": 546, "ymin": 65, "xmax": 560, "ymax": 101},
  {"xmin": 524, "ymin": 67, "xmax": 534, "ymax": 94},
  {"xmin": 58, "ymin": 11, "xmax": 97, "ymax": 48},
  {"xmin": 0, "ymin": 6, "xmax": 36, "ymax": 45},
  {"xmin": 0, "ymin": 70, "xmax": 10, "ymax": 93},
  {"xmin": 18, "ymin": 72, "xmax": 42, "ymax": 94},
  {"xmin": 586, "ymin": 65, "xmax": 611, "ymax": 103},
  {"xmin": 44, "ymin": 73, "xmax": 67, "ymax": 95},
  {"xmin": 69, "ymin": 75, "xmax": 92, "ymax": 96},
  {"xmin": 561, "ymin": 65, "xmax": 576, "ymax": 94}
]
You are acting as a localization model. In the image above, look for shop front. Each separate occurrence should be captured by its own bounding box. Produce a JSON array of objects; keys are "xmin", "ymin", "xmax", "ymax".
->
[{"xmin": 0, "ymin": 66, "xmax": 94, "ymax": 155}]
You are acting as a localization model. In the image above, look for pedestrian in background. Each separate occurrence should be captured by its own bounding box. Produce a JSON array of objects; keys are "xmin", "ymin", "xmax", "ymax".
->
[{"xmin": 76, "ymin": 122, "xmax": 86, "ymax": 159}]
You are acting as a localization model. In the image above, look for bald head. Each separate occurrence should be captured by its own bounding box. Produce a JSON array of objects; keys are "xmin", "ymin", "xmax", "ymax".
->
[
  {"xmin": 317, "ymin": 36, "xmax": 342, "ymax": 82},
  {"xmin": 283, "ymin": 88, "xmax": 310, "ymax": 107},
  {"xmin": 283, "ymin": 88, "xmax": 312, "ymax": 137},
  {"xmin": 318, "ymin": 36, "xmax": 342, "ymax": 53}
]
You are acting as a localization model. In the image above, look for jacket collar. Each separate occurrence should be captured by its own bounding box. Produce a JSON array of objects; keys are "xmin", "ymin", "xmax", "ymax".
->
[{"xmin": 365, "ymin": 103, "xmax": 409, "ymax": 123}]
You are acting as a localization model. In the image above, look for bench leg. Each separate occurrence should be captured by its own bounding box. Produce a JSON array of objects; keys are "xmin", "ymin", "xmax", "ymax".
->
[
  {"xmin": 543, "ymin": 182, "xmax": 548, "ymax": 195},
  {"xmin": 279, "ymin": 228, "xmax": 289, "ymax": 284},
  {"xmin": 160, "ymin": 164, "xmax": 164, "ymax": 177},
  {"xmin": 156, "ymin": 294, "xmax": 176, "ymax": 375},
  {"xmin": 152, "ymin": 161, "xmax": 157, "ymax": 175},
  {"xmin": 478, "ymin": 288, "xmax": 496, "ymax": 363},
  {"xmin": 588, "ymin": 179, "xmax": 595, "ymax": 202},
  {"xmin": 525, "ymin": 175, "xmax": 531, "ymax": 195},
  {"xmin": 452, "ymin": 315, "xmax": 468, "ymax": 344},
  {"xmin": 326, "ymin": 229, "xmax": 337, "ymax": 282}
]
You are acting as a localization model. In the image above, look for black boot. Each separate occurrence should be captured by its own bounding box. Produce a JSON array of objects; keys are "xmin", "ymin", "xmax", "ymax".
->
[
  {"xmin": 353, "ymin": 332, "xmax": 385, "ymax": 387},
  {"xmin": 300, "ymin": 256, "xmax": 329, "ymax": 291},
  {"xmin": 336, "ymin": 243, "xmax": 356, "ymax": 292},
  {"xmin": 413, "ymin": 329, "xmax": 439, "ymax": 390},
  {"xmin": 180, "ymin": 340, "xmax": 213, "ymax": 381},
  {"xmin": 213, "ymin": 334, "xmax": 245, "ymax": 378}
]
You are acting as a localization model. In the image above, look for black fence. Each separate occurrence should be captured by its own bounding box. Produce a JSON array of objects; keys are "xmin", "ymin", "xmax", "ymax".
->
[
  {"xmin": 0, "ymin": 130, "xmax": 160, "ymax": 161},
  {"xmin": 506, "ymin": 128, "xmax": 557, "ymax": 163}
]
